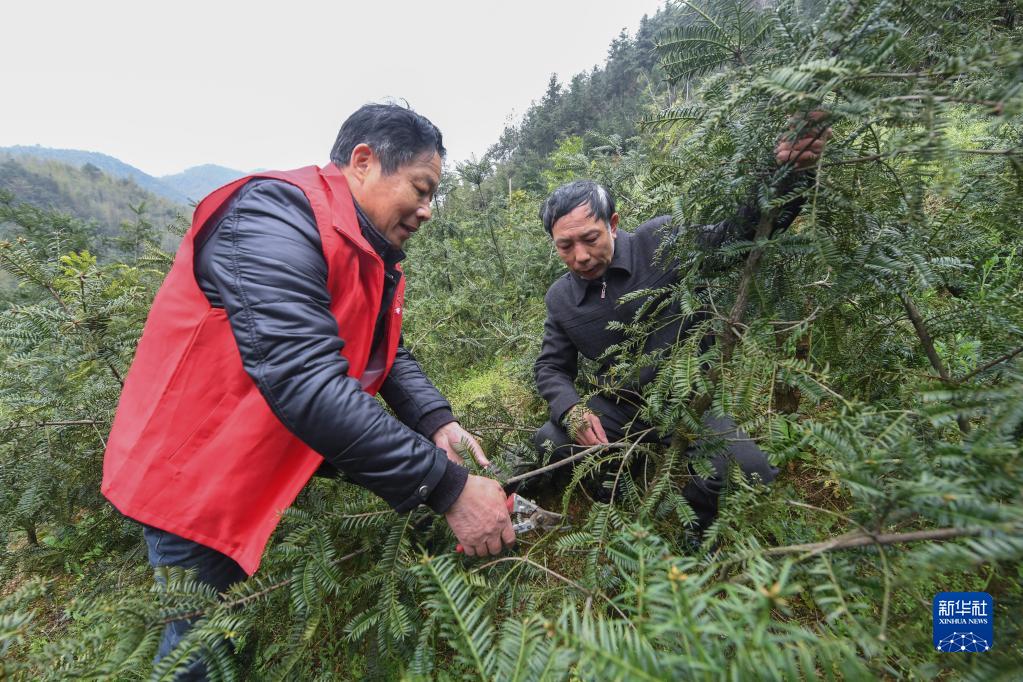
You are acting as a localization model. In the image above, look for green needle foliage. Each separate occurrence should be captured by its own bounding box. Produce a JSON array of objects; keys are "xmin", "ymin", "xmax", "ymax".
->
[{"xmin": 1, "ymin": 1, "xmax": 1022, "ymax": 679}]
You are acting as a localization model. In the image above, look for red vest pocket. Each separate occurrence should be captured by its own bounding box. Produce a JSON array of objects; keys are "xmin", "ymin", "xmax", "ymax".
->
[{"xmin": 150, "ymin": 308, "xmax": 247, "ymax": 463}]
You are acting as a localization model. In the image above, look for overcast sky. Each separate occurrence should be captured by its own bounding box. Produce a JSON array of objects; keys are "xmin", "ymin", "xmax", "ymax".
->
[{"xmin": 2, "ymin": 0, "xmax": 666, "ymax": 177}]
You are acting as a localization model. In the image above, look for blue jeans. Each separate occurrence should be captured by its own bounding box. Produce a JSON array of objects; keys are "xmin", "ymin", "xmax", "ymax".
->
[{"xmin": 144, "ymin": 525, "xmax": 247, "ymax": 681}]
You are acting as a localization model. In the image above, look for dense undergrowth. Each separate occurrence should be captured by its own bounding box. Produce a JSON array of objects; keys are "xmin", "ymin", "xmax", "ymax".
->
[{"xmin": 2, "ymin": 1, "xmax": 1022, "ymax": 679}]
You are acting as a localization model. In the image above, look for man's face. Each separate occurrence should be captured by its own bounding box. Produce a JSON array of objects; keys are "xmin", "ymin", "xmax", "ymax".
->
[
  {"xmin": 347, "ymin": 146, "xmax": 441, "ymax": 248},
  {"xmin": 551, "ymin": 203, "xmax": 619, "ymax": 280}
]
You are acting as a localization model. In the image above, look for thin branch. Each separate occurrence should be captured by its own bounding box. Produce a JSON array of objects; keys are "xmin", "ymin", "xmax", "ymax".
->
[
  {"xmin": 473, "ymin": 556, "xmax": 630, "ymax": 621},
  {"xmin": 900, "ymin": 293, "xmax": 970, "ymax": 433},
  {"xmin": 467, "ymin": 424, "xmax": 537, "ymax": 435},
  {"xmin": 768, "ymin": 306, "xmax": 822, "ymax": 334},
  {"xmin": 879, "ymin": 95, "xmax": 1005, "ymax": 110},
  {"xmin": 91, "ymin": 420, "xmax": 108, "ymax": 450},
  {"xmin": 504, "ymin": 429, "xmax": 654, "ymax": 486},
  {"xmin": 958, "ymin": 345, "xmax": 1023, "ymax": 382},
  {"xmin": 608, "ymin": 433, "xmax": 653, "ymax": 505},
  {"xmin": 850, "ymin": 71, "xmax": 960, "ymax": 80},
  {"xmin": 335, "ymin": 510, "xmax": 391, "ymax": 521},
  {"xmin": 721, "ymin": 212, "xmax": 775, "ymax": 360},
  {"xmin": 822, "ymin": 153, "xmax": 888, "ymax": 167},
  {"xmin": 764, "ymin": 526, "xmax": 986, "ymax": 555},
  {"xmin": 159, "ymin": 548, "xmax": 367, "ymax": 624},
  {"xmin": 680, "ymin": 0, "xmax": 726, "ymax": 36},
  {"xmin": 954, "ymin": 148, "xmax": 1022, "ymax": 156},
  {"xmin": 823, "ymin": 148, "xmax": 1021, "ymax": 168},
  {"xmin": 4, "ymin": 419, "xmax": 100, "ymax": 430}
]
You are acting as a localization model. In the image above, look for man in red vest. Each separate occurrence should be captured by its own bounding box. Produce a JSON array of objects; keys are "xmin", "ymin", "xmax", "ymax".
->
[{"xmin": 102, "ymin": 104, "xmax": 514, "ymax": 677}]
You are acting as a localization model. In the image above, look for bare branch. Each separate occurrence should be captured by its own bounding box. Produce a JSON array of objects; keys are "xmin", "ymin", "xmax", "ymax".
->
[
  {"xmin": 958, "ymin": 345, "xmax": 1023, "ymax": 382},
  {"xmin": 900, "ymin": 293, "xmax": 970, "ymax": 433},
  {"xmin": 504, "ymin": 429, "xmax": 655, "ymax": 486},
  {"xmin": 764, "ymin": 526, "xmax": 987, "ymax": 556},
  {"xmin": 4, "ymin": 419, "xmax": 100, "ymax": 430}
]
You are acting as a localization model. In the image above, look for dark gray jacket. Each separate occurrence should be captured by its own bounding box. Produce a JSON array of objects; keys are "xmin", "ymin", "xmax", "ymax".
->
[
  {"xmin": 535, "ymin": 200, "xmax": 803, "ymax": 423},
  {"xmin": 193, "ymin": 178, "xmax": 466, "ymax": 514}
]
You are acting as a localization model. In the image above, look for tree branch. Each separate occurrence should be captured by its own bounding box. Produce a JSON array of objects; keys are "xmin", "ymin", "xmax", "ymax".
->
[
  {"xmin": 764, "ymin": 526, "xmax": 986, "ymax": 556},
  {"xmin": 900, "ymin": 293, "xmax": 970, "ymax": 433},
  {"xmin": 4, "ymin": 419, "xmax": 100, "ymax": 430},
  {"xmin": 721, "ymin": 212, "xmax": 775, "ymax": 361},
  {"xmin": 823, "ymin": 148, "xmax": 1020, "ymax": 168},
  {"xmin": 900, "ymin": 294, "xmax": 950, "ymax": 381},
  {"xmin": 958, "ymin": 345, "xmax": 1023, "ymax": 382},
  {"xmin": 473, "ymin": 556, "xmax": 630, "ymax": 621},
  {"xmin": 159, "ymin": 548, "xmax": 367, "ymax": 625},
  {"xmin": 879, "ymin": 95, "xmax": 1006, "ymax": 111},
  {"xmin": 504, "ymin": 430, "xmax": 654, "ymax": 486}
]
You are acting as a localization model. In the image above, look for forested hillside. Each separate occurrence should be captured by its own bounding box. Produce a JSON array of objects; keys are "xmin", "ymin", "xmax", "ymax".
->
[
  {"xmin": 0, "ymin": 154, "xmax": 185, "ymax": 239},
  {"xmin": 0, "ymin": 146, "xmax": 192, "ymax": 203},
  {"xmin": 0, "ymin": 155, "xmax": 187, "ymax": 296},
  {"xmin": 488, "ymin": 4, "xmax": 684, "ymax": 191},
  {"xmin": 1, "ymin": 145, "xmax": 247, "ymax": 204},
  {"xmin": 1, "ymin": 1, "xmax": 1021, "ymax": 680}
]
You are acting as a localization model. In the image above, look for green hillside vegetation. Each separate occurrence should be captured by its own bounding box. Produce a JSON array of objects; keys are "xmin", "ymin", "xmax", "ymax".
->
[
  {"xmin": 1, "ymin": 1, "xmax": 1021, "ymax": 679},
  {"xmin": 0, "ymin": 154, "xmax": 186, "ymax": 245},
  {"xmin": 0, "ymin": 155, "xmax": 187, "ymax": 298},
  {"xmin": 1, "ymin": 145, "xmax": 248, "ymax": 204},
  {"xmin": 0, "ymin": 145, "xmax": 190, "ymax": 203}
]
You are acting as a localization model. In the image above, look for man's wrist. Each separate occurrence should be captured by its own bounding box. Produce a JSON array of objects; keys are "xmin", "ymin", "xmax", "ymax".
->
[
  {"xmin": 426, "ymin": 458, "xmax": 468, "ymax": 514},
  {"xmin": 563, "ymin": 403, "xmax": 592, "ymax": 443},
  {"xmin": 421, "ymin": 408, "xmax": 456, "ymax": 439},
  {"xmin": 561, "ymin": 403, "xmax": 584, "ymax": 427},
  {"xmin": 551, "ymin": 393, "xmax": 582, "ymax": 425}
]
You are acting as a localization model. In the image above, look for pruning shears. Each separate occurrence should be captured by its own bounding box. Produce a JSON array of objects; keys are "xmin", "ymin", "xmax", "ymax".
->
[
  {"xmin": 506, "ymin": 493, "xmax": 566, "ymax": 534},
  {"xmin": 455, "ymin": 493, "xmax": 566, "ymax": 554}
]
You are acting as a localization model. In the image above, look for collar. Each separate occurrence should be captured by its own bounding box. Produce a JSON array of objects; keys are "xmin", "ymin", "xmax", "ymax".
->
[
  {"xmin": 352, "ymin": 200, "xmax": 406, "ymax": 268},
  {"xmin": 568, "ymin": 229, "xmax": 633, "ymax": 305}
]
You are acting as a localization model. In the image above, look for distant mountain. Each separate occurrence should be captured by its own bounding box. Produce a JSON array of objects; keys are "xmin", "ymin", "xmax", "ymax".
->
[
  {"xmin": 0, "ymin": 146, "xmax": 248, "ymax": 204},
  {"xmin": 159, "ymin": 164, "xmax": 246, "ymax": 203},
  {"xmin": 0, "ymin": 153, "xmax": 186, "ymax": 245},
  {"xmin": 0, "ymin": 145, "xmax": 189, "ymax": 203}
]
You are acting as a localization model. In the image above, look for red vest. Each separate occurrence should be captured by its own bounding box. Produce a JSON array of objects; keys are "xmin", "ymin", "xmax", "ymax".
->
[{"xmin": 102, "ymin": 165, "xmax": 404, "ymax": 575}]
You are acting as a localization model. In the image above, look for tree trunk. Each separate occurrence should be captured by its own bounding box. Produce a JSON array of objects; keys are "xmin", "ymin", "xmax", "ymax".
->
[{"xmin": 24, "ymin": 522, "xmax": 39, "ymax": 546}]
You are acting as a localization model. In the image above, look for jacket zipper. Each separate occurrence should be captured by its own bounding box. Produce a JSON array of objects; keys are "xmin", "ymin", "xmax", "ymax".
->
[{"xmin": 600, "ymin": 278, "xmax": 607, "ymax": 299}]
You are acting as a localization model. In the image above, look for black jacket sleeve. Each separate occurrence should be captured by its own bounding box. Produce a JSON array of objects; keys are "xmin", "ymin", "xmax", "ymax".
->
[
  {"xmin": 534, "ymin": 290, "xmax": 582, "ymax": 424},
  {"xmin": 379, "ymin": 340, "xmax": 456, "ymax": 437},
  {"xmin": 193, "ymin": 179, "xmax": 466, "ymax": 513},
  {"xmin": 691, "ymin": 174, "xmax": 809, "ymax": 273}
]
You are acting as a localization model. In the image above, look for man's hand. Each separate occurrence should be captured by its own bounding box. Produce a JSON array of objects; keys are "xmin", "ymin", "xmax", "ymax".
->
[
  {"xmin": 433, "ymin": 421, "xmax": 490, "ymax": 468},
  {"xmin": 566, "ymin": 404, "xmax": 609, "ymax": 447},
  {"xmin": 444, "ymin": 475, "xmax": 515, "ymax": 556},
  {"xmin": 775, "ymin": 111, "xmax": 832, "ymax": 170}
]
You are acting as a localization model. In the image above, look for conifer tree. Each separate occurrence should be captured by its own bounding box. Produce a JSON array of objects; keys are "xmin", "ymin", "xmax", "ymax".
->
[{"xmin": 1, "ymin": 1, "xmax": 1020, "ymax": 679}]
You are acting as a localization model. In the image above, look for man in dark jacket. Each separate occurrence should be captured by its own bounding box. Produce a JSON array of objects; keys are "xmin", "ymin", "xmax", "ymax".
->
[
  {"xmin": 104, "ymin": 104, "xmax": 513, "ymax": 679},
  {"xmin": 532, "ymin": 126, "xmax": 828, "ymax": 531}
]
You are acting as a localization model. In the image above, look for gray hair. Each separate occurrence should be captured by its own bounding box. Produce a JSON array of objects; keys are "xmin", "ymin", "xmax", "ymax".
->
[{"xmin": 539, "ymin": 180, "xmax": 615, "ymax": 236}]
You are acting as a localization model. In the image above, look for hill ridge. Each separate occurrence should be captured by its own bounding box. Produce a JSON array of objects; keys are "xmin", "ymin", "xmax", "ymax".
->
[{"xmin": 0, "ymin": 145, "xmax": 246, "ymax": 203}]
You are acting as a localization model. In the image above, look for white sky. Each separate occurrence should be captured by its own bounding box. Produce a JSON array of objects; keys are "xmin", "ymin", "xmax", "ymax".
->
[{"xmin": 2, "ymin": 0, "xmax": 666, "ymax": 177}]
